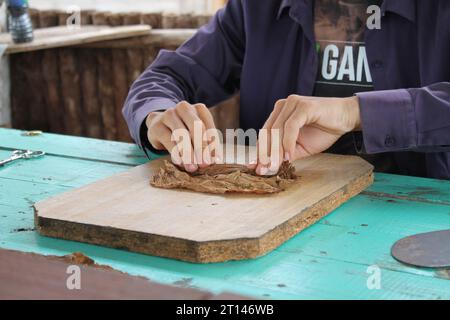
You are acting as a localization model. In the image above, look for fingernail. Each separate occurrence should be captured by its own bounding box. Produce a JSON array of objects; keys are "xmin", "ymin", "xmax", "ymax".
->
[
  {"xmin": 185, "ymin": 164, "xmax": 197, "ymax": 172},
  {"xmin": 269, "ymin": 162, "xmax": 279, "ymax": 173},
  {"xmin": 260, "ymin": 166, "xmax": 268, "ymax": 175},
  {"xmin": 284, "ymin": 152, "xmax": 290, "ymax": 162}
]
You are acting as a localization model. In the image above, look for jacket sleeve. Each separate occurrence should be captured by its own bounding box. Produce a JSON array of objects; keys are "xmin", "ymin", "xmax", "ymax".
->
[
  {"xmin": 122, "ymin": 0, "xmax": 246, "ymax": 147},
  {"xmin": 356, "ymin": 82, "xmax": 450, "ymax": 153}
]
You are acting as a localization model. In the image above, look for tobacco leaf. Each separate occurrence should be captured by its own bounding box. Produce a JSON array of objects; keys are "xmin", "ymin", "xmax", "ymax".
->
[{"xmin": 150, "ymin": 160, "xmax": 298, "ymax": 194}]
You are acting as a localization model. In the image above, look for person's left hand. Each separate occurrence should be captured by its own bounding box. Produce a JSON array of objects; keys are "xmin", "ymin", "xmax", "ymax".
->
[{"xmin": 253, "ymin": 95, "xmax": 362, "ymax": 175}]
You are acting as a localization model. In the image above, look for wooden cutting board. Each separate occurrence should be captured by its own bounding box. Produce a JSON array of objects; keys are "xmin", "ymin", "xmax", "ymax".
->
[{"xmin": 34, "ymin": 153, "xmax": 374, "ymax": 263}]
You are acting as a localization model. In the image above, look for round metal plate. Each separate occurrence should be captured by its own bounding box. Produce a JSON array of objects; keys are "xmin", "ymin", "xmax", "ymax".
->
[{"xmin": 391, "ymin": 230, "xmax": 450, "ymax": 268}]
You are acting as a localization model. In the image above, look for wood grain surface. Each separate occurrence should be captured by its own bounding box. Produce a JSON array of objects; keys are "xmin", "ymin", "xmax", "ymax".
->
[{"xmin": 35, "ymin": 152, "xmax": 374, "ymax": 263}]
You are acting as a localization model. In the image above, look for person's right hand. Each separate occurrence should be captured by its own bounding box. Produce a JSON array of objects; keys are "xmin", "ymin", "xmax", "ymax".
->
[{"xmin": 145, "ymin": 101, "xmax": 217, "ymax": 173}]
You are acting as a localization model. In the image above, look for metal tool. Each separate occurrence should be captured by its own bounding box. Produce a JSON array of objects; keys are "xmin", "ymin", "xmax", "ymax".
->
[
  {"xmin": 391, "ymin": 229, "xmax": 450, "ymax": 268},
  {"xmin": 0, "ymin": 149, "xmax": 45, "ymax": 167}
]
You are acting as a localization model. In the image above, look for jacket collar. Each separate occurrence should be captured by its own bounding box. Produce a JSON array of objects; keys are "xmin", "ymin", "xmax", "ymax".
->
[
  {"xmin": 381, "ymin": 0, "xmax": 416, "ymax": 23},
  {"xmin": 276, "ymin": 0, "xmax": 294, "ymax": 20},
  {"xmin": 277, "ymin": 0, "xmax": 315, "ymax": 43},
  {"xmin": 277, "ymin": 0, "xmax": 416, "ymax": 23}
]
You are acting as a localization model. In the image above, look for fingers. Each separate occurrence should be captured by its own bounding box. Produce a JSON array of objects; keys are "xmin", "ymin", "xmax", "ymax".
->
[
  {"xmin": 283, "ymin": 104, "xmax": 308, "ymax": 161},
  {"xmin": 256, "ymin": 99, "xmax": 285, "ymax": 175},
  {"xmin": 153, "ymin": 124, "xmax": 184, "ymax": 166},
  {"xmin": 257, "ymin": 97, "xmax": 297, "ymax": 175},
  {"xmin": 256, "ymin": 128, "xmax": 269, "ymax": 175},
  {"xmin": 195, "ymin": 103, "xmax": 216, "ymax": 133},
  {"xmin": 161, "ymin": 108, "xmax": 197, "ymax": 172},
  {"xmin": 194, "ymin": 103, "xmax": 216, "ymax": 165},
  {"xmin": 146, "ymin": 102, "xmax": 214, "ymax": 173},
  {"xmin": 269, "ymin": 97, "xmax": 296, "ymax": 172},
  {"xmin": 175, "ymin": 102, "xmax": 210, "ymax": 168}
]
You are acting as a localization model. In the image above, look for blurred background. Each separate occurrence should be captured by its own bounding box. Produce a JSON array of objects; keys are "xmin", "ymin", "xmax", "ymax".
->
[
  {"xmin": 0, "ymin": 0, "xmax": 239, "ymax": 143},
  {"xmin": 29, "ymin": 0, "xmax": 223, "ymax": 14}
]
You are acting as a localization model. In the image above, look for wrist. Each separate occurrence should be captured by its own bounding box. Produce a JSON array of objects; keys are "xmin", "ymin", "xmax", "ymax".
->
[{"xmin": 347, "ymin": 96, "xmax": 362, "ymax": 131}]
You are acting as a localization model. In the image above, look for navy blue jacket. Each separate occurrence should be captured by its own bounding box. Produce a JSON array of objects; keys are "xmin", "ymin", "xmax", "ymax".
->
[{"xmin": 123, "ymin": 0, "xmax": 450, "ymax": 179}]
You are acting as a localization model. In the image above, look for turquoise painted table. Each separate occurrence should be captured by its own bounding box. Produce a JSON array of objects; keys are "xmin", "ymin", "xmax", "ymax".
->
[{"xmin": 1, "ymin": 128, "xmax": 449, "ymax": 299}]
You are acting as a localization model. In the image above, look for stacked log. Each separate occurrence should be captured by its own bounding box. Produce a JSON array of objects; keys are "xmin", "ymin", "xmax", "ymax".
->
[
  {"xmin": 108, "ymin": 13, "xmax": 129, "ymax": 141},
  {"xmin": 9, "ymin": 9, "xmax": 240, "ymax": 143},
  {"xmin": 39, "ymin": 11, "xmax": 63, "ymax": 133}
]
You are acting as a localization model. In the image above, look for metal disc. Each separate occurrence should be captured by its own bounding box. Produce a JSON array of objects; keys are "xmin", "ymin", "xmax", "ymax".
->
[{"xmin": 391, "ymin": 229, "xmax": 450, "ymax": 268}]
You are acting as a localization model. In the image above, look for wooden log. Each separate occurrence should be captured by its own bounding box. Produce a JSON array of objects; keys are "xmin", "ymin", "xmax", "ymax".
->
[
  {"xmin": 79, "ymin": 49, "xmax": 103, "ymax": 138},
  {"xmin": 0, "ymin": 53, "xmax": 10, "ymax": 128},
  {"xmin": 9, "ymin": 54, "xmax": 29, "ymax": 129},
  {"xmin": 10, "ymin": 12, "xmax": 49, "ymax": 132},
  {"xmin": 57, "ymin": 10, "xmax": 71, "ymax": 27},
  {"xmin": 58, "ymin": 9, "xmax": 93, "ymax": 27},
  {"xmin": 58, "ymin": 47, "xmax": 83, "ymax": 136},
  {"xmin": 108, "ymin": 13, "xmax": 130, "ymax": 142},
  {"xmin": 106, "ymin": 12, "xmax": 122, "ymax": 28},
  {"xmin": 162, "ymin": 13, "xmax": 202, "ymax": 29},
  {"xmin": 141, "ymin": 45, "xmax": 157, "ymax": 75},
  {"xmin": 57, "ymin": 12, "xmax": 83, "ymax": 136},
  {"xmin": 195, "ymin": 14, "xmax": 212, "ymax": 28},
  {"xmin": 141, "ymin": 12, "xmax": 163, "ymax": 29},
  {"xmin": 28, "ymin": 8, "xmax": 40, "ymax": 29},
  {"xmin": 92, "ymin": 12, "xmax": 116, "ymax": 140},
  {"xmin": 122, "ymin": 12, "xmax": 145, "ymax": 84},
  {"xmin": 41, "ymin": 49, "xmax": 64, "ymax": 133},
  {"xmin": 8, "ymin": 11, "xmax": 40, "ymax": 130},
  {"xmin": 0, "ymin": 3, "xmax": 10, "ymax": 127},
  {"xmin": 38, "ymin": 10, "xmax": 59, "ymax": 27},
  {"xmin": 161, "ymin": 13, "xmax": 177, "ymax": 29},
  {"xmin": 81, "ymin": 10, "xmax": 94, "ymax": 25},
  {"xmin": 11, "ymin": 61, "xmax": 47, "ymax": 132},
  {"xmin": 139, "ymin": 13, "xmax": 160, "ymax": 76},
  {"xmin": 39, "ymin": 11, "xmax": 63, "ymax": 133},
  {"xmin": 91, "ymin": 11, "xmax": 112, "ymax": 33}
]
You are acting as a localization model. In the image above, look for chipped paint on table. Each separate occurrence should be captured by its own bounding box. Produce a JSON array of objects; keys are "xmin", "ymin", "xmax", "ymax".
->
[{"xmin": 1, "ymin": 128, "xmax": 449, "ymax": 299}]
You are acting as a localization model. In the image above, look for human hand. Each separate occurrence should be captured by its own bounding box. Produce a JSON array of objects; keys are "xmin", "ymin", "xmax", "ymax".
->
[
  {"xmin": 255, "ymin": 95, "xmax": 361, "ymax": 175},
  {"xmin": 145, "ymin": 101, "xmax": 219, "ymax": 173}
]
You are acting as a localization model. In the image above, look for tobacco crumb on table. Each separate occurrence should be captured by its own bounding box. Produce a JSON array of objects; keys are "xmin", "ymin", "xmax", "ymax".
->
[
  {"xmin": 150, "ymin": 160, "xmax": 298, "ymax": 194},
  {"xmin": 48, "ymin": 252, "xmax": 115, "ymax": 271}
]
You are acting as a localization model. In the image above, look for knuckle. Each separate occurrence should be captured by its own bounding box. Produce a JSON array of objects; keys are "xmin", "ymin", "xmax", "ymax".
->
[
  {"xmin": 165, "ymin": 108, "xmax": 176, "ymax": 116},
  {"xmin": 287, "ymin": 94, "xmax": 299, "ymax": 103},
  {"xmin": 195, "ymin": 103, "xmax": 208, "ymax": 112},
  {"xmin": 176, "ymin": 101, "xmax": 191, "ymax": 111},
  {"xmin": 163, "ymin": 108, "xmax": 176, "ymax": 120},
  {"xmin": 274, "ymin": 99, "xmax": 285, "ymax": 111}
]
